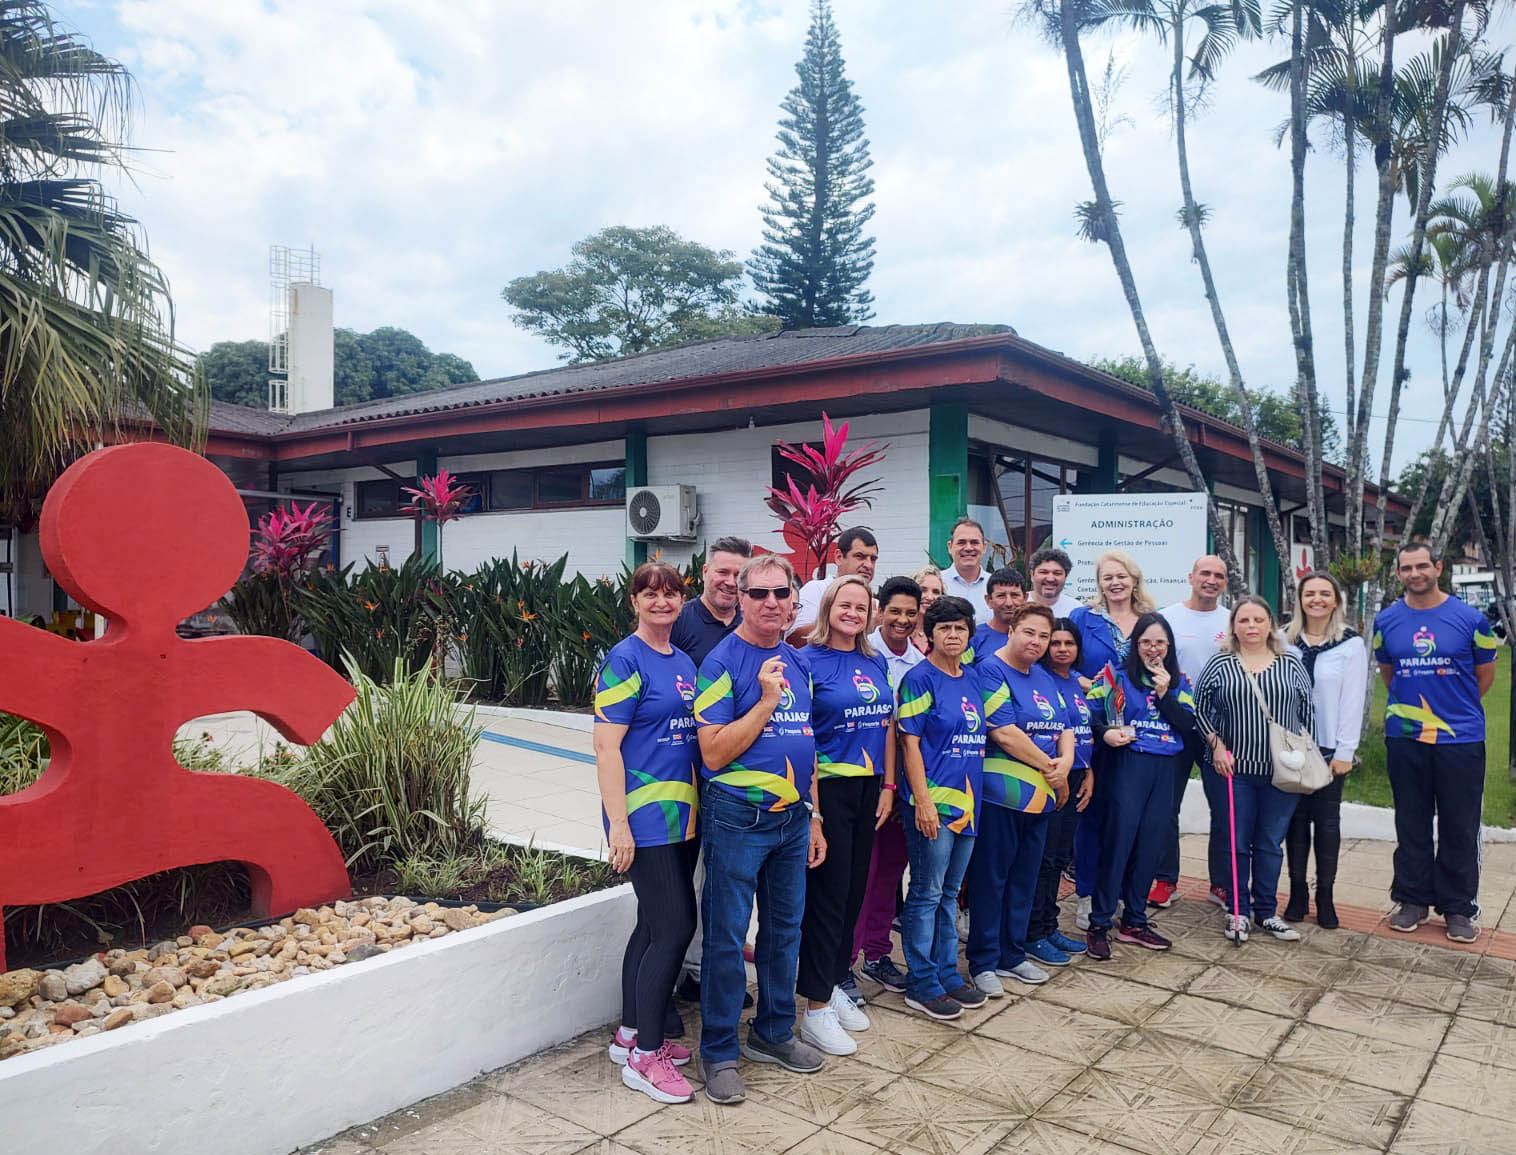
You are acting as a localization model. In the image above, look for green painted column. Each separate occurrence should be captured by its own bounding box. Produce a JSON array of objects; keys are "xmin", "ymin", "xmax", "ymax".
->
[
  {"xmin": 1092, "ymin": 428, "xmax": 1119, "ymax": 494},
  {"xmin": 928, "ymin": 403, "xmax": 968, "ymax": 567},
  {"xmin": 417, "ymin": 447, "xmax": 439, "ymax": 565},
  {"xmin": 1254, "ymin": 505, "xmax": 1281, "ymax": 611},
  {"xmin": 1205, "ymin": 477, "xmax": 1216, "ymax": 555},
  {"xmin": 625, "ymin": 430, "xmax": 648, "ymax": 569}
]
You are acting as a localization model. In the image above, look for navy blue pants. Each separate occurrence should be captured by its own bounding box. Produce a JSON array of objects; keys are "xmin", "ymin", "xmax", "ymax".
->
[
  {"xmin": 966, "ymin": 804, "xmax": 1050, "ymax": 974},
  {"xmin": 1387, "ymin": 739, "xmax": 1486, "ymax": 919},
  {"xmin": 1091, "ymin": 750, "xmax": 1179, "ymax": 932},
  {"xmin": 1029, "ymin": 766, "xmax": 1087, "ymax": 942}
]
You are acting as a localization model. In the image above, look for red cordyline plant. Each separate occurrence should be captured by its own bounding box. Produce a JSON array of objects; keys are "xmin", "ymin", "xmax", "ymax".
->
[
  {"xmin": 765, "ymin": 413, "xmax": 887, "ymax": 580},
  {"xmin": 401, "ymin": 470, "xmax": 474, "ymax": 524},
  {"xmin": 251, "ymin": 502, "xmax": 332, "ymax": 580}
]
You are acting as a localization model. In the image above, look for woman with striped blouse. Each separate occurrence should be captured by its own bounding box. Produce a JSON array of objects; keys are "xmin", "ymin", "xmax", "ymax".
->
[{"xmin": 1194, "ymin": 596, "xmax": 1315, "ymax": 943}]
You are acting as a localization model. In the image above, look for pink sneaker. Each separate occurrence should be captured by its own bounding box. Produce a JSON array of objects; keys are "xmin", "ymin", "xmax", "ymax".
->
[
  {"xmin": 622, "ymin": 1048, "xmax": 693, "ymax": 1104},
  {"xmin": 607, "ymin": 1028, "xmax": 637, "ymax": 1066},
  {"xmin": 657, "ymin": 1039, "xmax": 692, "ymax": 1067}
]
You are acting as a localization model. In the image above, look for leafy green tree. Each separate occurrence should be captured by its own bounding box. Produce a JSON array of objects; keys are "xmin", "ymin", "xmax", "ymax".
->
[
  {"xmin": 200, "ymin": 327, "xmax": 479, "ymax": 409},
  {"xmin": 1095, "ymin": 356, "xmax": 1341, "ymax": 460},
  {"xmin": 503, "ymin": 225, "xmax": 773, "ymax": 363},
  {"xmin": 0, "ymin": 1, "xmax": 199, "ymax": 526},
  {"xmin": 748, "ymin": 0, "xmax": 876, "ymax": 329}
]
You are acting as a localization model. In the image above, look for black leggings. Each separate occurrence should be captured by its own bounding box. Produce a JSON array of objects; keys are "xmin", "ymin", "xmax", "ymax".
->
[
  {"xmin": 798, "ymin": 775, "xmax": 881, "ymax": 1002},
  {"xmin": 1286, "ymin": 767, "xmax": 1343, "ymax": 890},
  {"xmin": 621, "ymin": 838, "xmax": 698, "ymax": 1051}
]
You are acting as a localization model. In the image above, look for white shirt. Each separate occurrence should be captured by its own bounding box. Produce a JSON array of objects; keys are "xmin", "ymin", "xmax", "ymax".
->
[
  {"xmin": 1038, "ymin": 591, "xmax": 1083, "ymax": 617},
  {"xmin": 795, "ymin": 578, "xmax": 831, "ymax": 631},
  {"xmin": 942, "ymin": 566, "xmax": 991, "ymax": 618},
  {"xmin": 1288, "ymin": 634, "xmax": 1369, "ymax": 762},
  {"xmin": 868, "ymin": 628, "xmax": 925, "ymax": 691},
  {"xmin": 1161, "ymin": 601, "xmax": 1231, "ymax": 686}
]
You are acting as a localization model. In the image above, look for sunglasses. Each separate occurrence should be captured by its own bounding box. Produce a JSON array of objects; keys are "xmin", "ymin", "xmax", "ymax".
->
[{"xmin": 741, "ymin": 586, "xmax": 794, "ymax": 601}]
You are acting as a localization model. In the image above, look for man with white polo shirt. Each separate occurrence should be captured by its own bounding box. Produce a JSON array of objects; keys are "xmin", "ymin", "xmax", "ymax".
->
[
  {"xmin": 1029, "ymin": 546, "xmax": 1082, "ymax": 617},
  {"xmin": 942, "ymin": 517, "xmax": 991, "ymax": 619},
  {"xmin": 790, "ymin": 527, "xmax": 879, "ymax": 643},
  {"xmin": 1153, "ymin": 554, "xmax": 1230, "ymax": 908}
]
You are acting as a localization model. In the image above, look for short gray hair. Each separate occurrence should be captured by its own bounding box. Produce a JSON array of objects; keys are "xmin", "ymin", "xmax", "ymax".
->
[{"xmin": 739, "ymin": 553, "xmax": 795, "ymax": 590}]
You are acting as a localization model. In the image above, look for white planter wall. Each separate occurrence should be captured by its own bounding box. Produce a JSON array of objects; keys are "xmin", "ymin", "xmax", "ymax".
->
[{"xmin": 0, "ymin": 885, "xmax": 636, "ymax": 1155}]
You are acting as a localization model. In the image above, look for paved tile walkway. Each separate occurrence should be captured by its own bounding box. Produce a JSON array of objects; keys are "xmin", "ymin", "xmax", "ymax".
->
[{"xmin": 303, "ymin": 835, "xmax": 1516, "ymax": 1155}]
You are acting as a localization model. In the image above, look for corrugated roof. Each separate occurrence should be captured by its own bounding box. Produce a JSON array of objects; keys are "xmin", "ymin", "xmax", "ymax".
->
[{"xmin": 206, "ymin": 323, "xmax": 1015, "ymax": 436}]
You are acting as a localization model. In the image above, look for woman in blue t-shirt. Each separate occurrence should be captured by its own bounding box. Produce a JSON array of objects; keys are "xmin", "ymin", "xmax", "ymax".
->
[
  {"xmin": 1025, "ymin": 617, "xmax": 1096, "ymax": 964},
  {"xmin": 1084, "ymin": 612, "xmax": 1196, "ymax": 962},
  {"xmin": 896, "ymin": 596, "xmax": 987, "ymax": 1022},
  {"xmin": 796, "ymin": 575, "xmax": 895, "ymax": 1056},
  {"xmin": 593, "ymin": 561, "xmax": 700, "ymax": 1105}
]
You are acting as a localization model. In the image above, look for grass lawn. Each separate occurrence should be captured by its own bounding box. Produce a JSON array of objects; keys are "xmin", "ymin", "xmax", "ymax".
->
[{"xmin": 1343, "ymin": 647, "xmax": 1516, "ymax": 827}]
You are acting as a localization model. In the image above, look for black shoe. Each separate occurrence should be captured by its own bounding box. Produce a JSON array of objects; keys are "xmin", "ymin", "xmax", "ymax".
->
[
  {"xmin": 1315, "ymin": 889, "xmax": 1339, "ymax": 930},
  {"xmin": 904, "ymin": 994, "xmax": 962, "ymax": 1021},
  {"xmin": 1283, "ymin": 890, "xmax": 1309, "ymax": 923},
  {"xmin": 946, "ymin": 983, "xmax": 987, "ymax": 1008},
  {"xmin": 675, "ymin": 973, "xmax": 700, "ymax": 1003},
  {"xmin": 1086, "ymin": 928, "xmax": 1112, "ymax": 962},
  {"xmin": 664, "ymin": 1000, "xmax": 685, "ymax": 1039}
]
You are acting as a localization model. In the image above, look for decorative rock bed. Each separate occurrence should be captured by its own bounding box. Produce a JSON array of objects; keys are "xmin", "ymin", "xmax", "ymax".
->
[{"xmin": 0, "ymin": 896, "xmax": 511, "ymax": 1061}]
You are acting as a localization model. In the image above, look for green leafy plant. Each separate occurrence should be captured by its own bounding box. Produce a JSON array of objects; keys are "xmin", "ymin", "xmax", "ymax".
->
[
  {"xmin": 285, "ymin": 658, "xmax": 487, "ymax": 873},
  {"xmin": 298, "ymin": 556, "xmax": 454, "ymax": 683}
]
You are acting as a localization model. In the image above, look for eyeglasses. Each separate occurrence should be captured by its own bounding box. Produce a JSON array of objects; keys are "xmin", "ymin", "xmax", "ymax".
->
[{"xmin": 741, "ymin": 586, "xmax": 794, "ymax": 601}]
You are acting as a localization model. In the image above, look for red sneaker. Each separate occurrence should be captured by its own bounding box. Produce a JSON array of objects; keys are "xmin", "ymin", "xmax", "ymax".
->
[
  {"xmin": 1207, "ymin": 885, "xmax": 1229, "ymax": 909},
  {"xmin": 1148, "ymin": 881, "xmax": 1177, "ymax": 908}
]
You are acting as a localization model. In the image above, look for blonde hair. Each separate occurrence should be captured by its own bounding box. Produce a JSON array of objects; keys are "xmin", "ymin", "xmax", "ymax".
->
[
  {"xmin": 806, "ymin": 574, "xmax": 877, "ymax": 657},
  {"xmin": 1227, "ymin": 595, "xmax": 1284, "ymax": 656},
  {"xmin": 1285, "ymin": 571, "xmax": 1348, "ymax": 645},
  {"xmin": 1095, "ymin": 550, "xmax": 1157, "ymax": 615},
  {"xmin": 912, "ymin": 565, "xmax": 944, "ymax": 599}
]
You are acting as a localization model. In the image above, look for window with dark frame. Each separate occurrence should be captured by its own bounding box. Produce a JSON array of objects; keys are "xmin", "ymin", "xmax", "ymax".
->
[{"xmin": 353, "ymin": 462, "xmax": 626, "ymax": 519}]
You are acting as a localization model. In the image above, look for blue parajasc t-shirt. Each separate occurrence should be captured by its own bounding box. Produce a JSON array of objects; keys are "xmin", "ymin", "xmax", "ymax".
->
[
  {"xmin": 896, "ymin": 662, "xmax": 984, "ymax": 834},
  {"xmin": 804, "ymin": 645, "xmax": 893, "ymax": 779},
  {"xmin": 1048, "ymin": 669, "xmax": 1095, "ymax": 769},
  {"xmin": 976, "ymin": 654, "xmax": 1065, "ymax": 814},
  {"xmin": 593, "ymin": 636, "xmax": 700, "ymax": 847},
  {"xmin": 964, "ymin": 623, "xmax": 1007, "ymax": 668},
  {"xmin": 1374, "ymin": 596, "xmax": 1498, "ymax": 744},
  {"xmin": 1089, "ymin": 668, "xmax": 1195, "ymax": 756},
  {"xmin": 695, "ymin": 635, "xmax": 815, "ymax": 810}
]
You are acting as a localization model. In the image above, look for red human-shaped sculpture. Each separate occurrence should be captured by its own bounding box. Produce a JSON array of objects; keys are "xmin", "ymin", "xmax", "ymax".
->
[{"xmin": 0, "ymin": 443, "xmax": 353, "ymax": 972}]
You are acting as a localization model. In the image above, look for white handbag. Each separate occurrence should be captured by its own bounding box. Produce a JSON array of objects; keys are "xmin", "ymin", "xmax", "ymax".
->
[{"xmin": 1241, "ymin": 663, "xmax": 1332, "ymax": 794}]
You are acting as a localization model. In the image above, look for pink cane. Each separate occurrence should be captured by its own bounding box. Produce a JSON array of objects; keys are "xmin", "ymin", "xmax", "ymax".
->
[{"xmin": 1225, "ymin": 764, "xmax": 1241, "ymax": 947}]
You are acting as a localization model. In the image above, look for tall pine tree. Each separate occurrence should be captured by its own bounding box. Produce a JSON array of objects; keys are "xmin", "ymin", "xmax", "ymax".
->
[{"xmin": 749, "ymin": 0, "xmax": 876, "ymax": 329}]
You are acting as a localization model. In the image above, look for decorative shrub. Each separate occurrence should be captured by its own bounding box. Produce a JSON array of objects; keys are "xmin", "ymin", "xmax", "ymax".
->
[{"xmin": 298, "ymin": 556, "xmax": 455, "ymax": 683}]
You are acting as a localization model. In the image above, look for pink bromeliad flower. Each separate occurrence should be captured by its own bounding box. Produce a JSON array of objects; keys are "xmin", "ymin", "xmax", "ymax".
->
[
  {"xmin": 251, "ymin": 502, "xmax": 332, "ymax": 579},
  {"xmin": 401, "ymin": 470, "xmax": 474, "ymax": 525},
  {"xmin": 765, "ymin": 413, "xmax": 886, "ymax": 580}
]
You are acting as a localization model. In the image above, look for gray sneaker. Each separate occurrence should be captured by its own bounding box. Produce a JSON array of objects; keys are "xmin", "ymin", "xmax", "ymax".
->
[
  {"xmin": 741, "ymin": 1030, "xmax": 825, "ymax": 1073},
  {"xmin": 1389, "ymin": 903, "xmax": 1428, "ymax": 933},
  {"xmin": 703, "ymin": 1060, "xmax": 745, "ymax": 1104},
  {"xmin": 1446, "ymin": 914, "xmax": 1480, "ymax": 943}
]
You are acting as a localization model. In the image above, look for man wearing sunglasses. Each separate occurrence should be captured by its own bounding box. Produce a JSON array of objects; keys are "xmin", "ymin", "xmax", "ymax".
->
[{"xmin": 694, "ymin": 554, "xmax": 828, "ymax": 1103}]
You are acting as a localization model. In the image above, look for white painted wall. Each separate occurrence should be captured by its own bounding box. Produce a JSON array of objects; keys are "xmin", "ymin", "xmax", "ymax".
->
[
  {"xmin": 649, "ymin": 410, "xmax": 932, "ymax": 581},
  {"xmin": 0, "ymin": 885, "xmax": 637, "ymax": 1155}
]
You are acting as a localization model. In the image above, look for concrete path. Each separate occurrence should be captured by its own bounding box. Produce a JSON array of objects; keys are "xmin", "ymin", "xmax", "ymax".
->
[{"xmin": 300, "ymin": 833, "xmax": 1516, "ymax": 1155}]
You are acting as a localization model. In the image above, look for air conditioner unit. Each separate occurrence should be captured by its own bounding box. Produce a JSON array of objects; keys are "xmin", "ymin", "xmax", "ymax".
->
[{"xmin": 626, "ymin": 485, "xmax": 698, "ymax": 540}]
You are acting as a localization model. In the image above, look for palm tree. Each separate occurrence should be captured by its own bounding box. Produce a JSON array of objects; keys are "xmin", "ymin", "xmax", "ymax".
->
[
  {"xmin": 0, "ymin": 2, "xmax": 200, "ymax": 528},
  {"xmin": 1022, "ymin": 0, "xmax": 1247, "ymax": 591}
]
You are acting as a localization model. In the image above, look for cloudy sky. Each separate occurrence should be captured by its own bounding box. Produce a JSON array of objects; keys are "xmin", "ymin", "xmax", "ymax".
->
[{"xmin": 58, "ymin": 0, "xmax": 1516, "ymax": 473}]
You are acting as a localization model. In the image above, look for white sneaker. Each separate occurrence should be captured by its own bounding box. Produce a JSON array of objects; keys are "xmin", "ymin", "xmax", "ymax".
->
[
  {"xmin": 956, "ymin": 908, "xmax": 971, "ymax": 943},
  {"xmin": 1260, "ymin": 917, "xmax": 1300, "ymax": 941},
  {"xmin": 1223, "ymin": 914, "xmax": 1250, "ymax": 942},
  {"xmin": 1075, "ymin": 895, "xmax": 1092, "ymax": 931},
  {"xmin": 999, "ymin": 960, "xmax": 1049, "ymax": 985},
  {"xmin": 800, "ymin": 1005, "xmax": 857, "ymax": 1055},
  {"xmin": 972, "ymin": 970, "xmax": 1005, "ymax": 998},
  {"xmin": 829, "ymin": 986, "xmax": 870, "ymax": 1031}
]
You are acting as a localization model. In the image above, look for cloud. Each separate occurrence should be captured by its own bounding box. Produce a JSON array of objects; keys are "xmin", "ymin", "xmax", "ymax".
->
[{"xmin": 59, "ymin": 0, "xmax": 1514, "ymax": 474}]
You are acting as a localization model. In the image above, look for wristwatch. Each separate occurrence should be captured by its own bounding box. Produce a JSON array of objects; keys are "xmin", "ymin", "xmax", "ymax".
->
[{"xmin": 803, "ymin": 800, "xmax": 822, "ymax": 822}]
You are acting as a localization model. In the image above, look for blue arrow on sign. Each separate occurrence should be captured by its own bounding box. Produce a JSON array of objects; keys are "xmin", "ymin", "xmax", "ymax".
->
[{"xmin": 1060, "ymin": 538, "xmax": 1072, "ymax": 549}]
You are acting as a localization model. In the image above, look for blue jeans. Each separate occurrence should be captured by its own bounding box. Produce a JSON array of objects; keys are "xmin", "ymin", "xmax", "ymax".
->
[
  {"xmin": 698, "ymin": 786, "xmax": 809, "ymax": 1065},
  {"xmin": 1091, "ymin": 750, "xmax": 1177, "ymax": 932},
  {"xmin": 1220, "ymin": 774, "xmax": 1303, "ymax": 921},
  {"xmin": 1201, "ymin": 760, "xmax": 1231, "ymax": 892},
  {"xmin": 902, "ymin": 822, "xmax": 976, "ymax": 1001},
  {"xmin": 966, "ymin": 804, "xmax": 1050, "ymax": 974}
]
